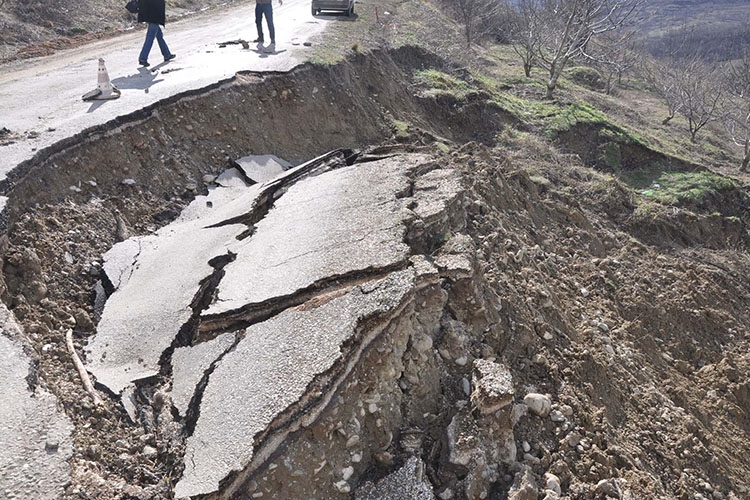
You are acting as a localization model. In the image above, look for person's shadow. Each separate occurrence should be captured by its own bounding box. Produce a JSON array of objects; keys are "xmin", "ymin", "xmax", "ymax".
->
[
  {"xmin": 111, "ymin": 67, "xmax": 165, "ymax": 91},
  {"xmin": 252, "ymin": 43, "xmax": 288, "ymax": 58}
]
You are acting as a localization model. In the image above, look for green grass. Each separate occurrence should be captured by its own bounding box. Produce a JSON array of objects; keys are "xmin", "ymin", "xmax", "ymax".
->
[
  {"xmin": 621, "ymin": 167, "xmax": 736, "ymax": 206},
  {"xmin": 543, "ymin": 102, "xmax": 611, "ymax": 137},
  {"xmin": 413, "ymin": 69, "xmax": 474, "ymax": 100},
  {"xmin": 392, "ymin": 120, "xmax": 411, "ymax": 140}
]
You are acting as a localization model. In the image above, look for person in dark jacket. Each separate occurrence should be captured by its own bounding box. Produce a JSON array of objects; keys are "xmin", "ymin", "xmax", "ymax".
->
[
  {"xmin": 137, "ymin": 0, "xmax": 175, "ymax": 66},
  {"xmin": 253, "ymin": 0, "xmax": 283, "ymax": 46}
]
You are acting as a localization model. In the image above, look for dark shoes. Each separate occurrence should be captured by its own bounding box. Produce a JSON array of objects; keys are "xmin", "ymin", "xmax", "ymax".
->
[
  {"xmin": 252, "ymin": 38, "xmax": 263, "ymax": 43},
  {"xmin": 139, "ymin": 60, "xmax": 150, "ymax": 67},
  {"xmin": 164, "ymin": 54, "xmax": 176, "ymax": 62}
]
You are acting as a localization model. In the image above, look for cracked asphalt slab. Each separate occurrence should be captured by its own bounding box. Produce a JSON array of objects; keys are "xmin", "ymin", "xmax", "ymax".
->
[
  {"xmin": 176, "ymin": 269, "xmax": 417, "ymax": 498},
  {"xmin": 86, "ymin": 154, "xmax": 417, "ymax": 396}
]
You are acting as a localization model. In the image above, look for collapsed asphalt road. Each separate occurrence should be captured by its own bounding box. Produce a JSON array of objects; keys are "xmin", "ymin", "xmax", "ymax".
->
[{"xmin": 87, "ymin": 150, "xmax": 469, "ymax": 498}]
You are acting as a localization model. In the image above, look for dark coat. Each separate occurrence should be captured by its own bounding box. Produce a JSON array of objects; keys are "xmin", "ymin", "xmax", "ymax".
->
[{"xmin": 138, "ymin": 0, "xmax": 166, "ymax": 25}]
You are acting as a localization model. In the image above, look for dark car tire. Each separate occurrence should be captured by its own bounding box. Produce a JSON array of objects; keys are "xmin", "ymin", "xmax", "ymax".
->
[
  {"xmin": 312, "ymin": 6, "xmax": 318, "ymax": 15},
  {"xmin": 347, "ymin": 5, "xmax": 353, "ymax": 16}
]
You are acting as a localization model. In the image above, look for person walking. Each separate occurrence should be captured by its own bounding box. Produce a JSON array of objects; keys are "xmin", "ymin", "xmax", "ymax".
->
[
  {"xmin": 253, "ymin": 0, "xmax": 283, "ymax": 46},
  {"xmin": 137, "ymin": 0, "xmax": 176, "ymax": 66}
]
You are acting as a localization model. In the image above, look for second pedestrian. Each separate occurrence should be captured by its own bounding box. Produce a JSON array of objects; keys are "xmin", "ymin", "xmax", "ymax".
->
[{"xmin": 253, "ymin": 0, "xmax": 283, "ymax": 47}]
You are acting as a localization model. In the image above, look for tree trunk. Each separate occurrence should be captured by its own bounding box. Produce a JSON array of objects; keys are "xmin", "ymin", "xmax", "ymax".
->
[
  {"xmin": 546, "ymin": 67, "xmax": 560, "ymax": 99},
  {"xmin": 524, "ymin": 62, "xmax": 531, "ymax": 78},
  {"xmin": 662, "ymin": 115, "xmax": 673, "ymax": 125}
]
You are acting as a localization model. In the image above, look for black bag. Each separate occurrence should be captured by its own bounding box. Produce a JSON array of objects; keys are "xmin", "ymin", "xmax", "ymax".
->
[{"xmin": 125, "ymin": 0, "xmax": 139, "ymax": 13}]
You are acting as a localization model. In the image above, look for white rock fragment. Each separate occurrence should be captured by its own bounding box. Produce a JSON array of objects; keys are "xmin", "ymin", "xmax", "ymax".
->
[
  {"xmin": 550, "ymin": 410, "xmax": 566, "ymax": 422},
  {"xmin": 334, "ymin": 480, "xmax": 351, "ymax": 493},
  {"xmin": 121, "ymin": 178, "xmax": 136, "ymax": 185},
  {"xmin": 580, "ymin": 287, "xmax": 590, "ymax": 297},
  {"xmin": 544, "ymin": 472, "xmax": 561, "ymax": 495},
  {"xmin": 341, "ymin": 466, "xmax": 354, "ymax": 481},
  {"xmin": 524, "ymin": 393, "xmax": 552, "ymax": 417}
]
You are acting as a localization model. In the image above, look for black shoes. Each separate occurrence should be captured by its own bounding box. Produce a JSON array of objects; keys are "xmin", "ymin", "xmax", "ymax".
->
[
  {"xmin": 164, "ymin": 54, "xmax": 176, "ymax": 62},
  {"xmin": 139, "ymin": 60, "xmax": 150, "ymax": 67},
  {"xmin": 252, "ymin": 38, "xmax": 263, "ymax": 43}
]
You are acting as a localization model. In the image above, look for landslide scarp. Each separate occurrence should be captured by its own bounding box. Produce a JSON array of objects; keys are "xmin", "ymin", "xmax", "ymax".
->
[{"xmin": 0, "ymin": 44, "xmax": 748, "ymax": 500}]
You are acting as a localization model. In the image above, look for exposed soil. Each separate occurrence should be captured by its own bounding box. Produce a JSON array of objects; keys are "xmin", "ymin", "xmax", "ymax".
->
[{"xmin": 1, "ymin": 2, "xmax": 749, "ymax": 500}]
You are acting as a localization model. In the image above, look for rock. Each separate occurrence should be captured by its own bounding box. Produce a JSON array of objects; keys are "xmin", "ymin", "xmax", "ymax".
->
[
  {"xmin": 334, "ymin": 480, "xmax": 351, "ymax": 493},
  {"xmin": 544, "ymin": 472, "xmax": 561, "ymax": 495},
  {"xmin": 524, "ymin": 393, "xmax": 551, "ymax": 417},
  {"xmin": 341, "ymin": 466, "xmax": 354, "ymax": 481},
  {"xmin": 566, "ymin": 431, "xmax": 581, "ymax": 448},
  {"xmin": 559, "ymin": 404, "xmax": 573, "ymax": 417},
  {"xmin": 121, "ymin": 178, "xmax": 136, "ymax": 185},
  {"xmin": 470, "ymin": 359, "xmax": 514, "ymax": 414},
  {"xmin": 447, "ymin": 410, "xmax": 478, "ymax": 466},
  {"xmin": 508, "ymin": 467, "xmax": 538, "ymax": 500},
  {"xmin": 550, "ymin": 410, "xmax": 565, "ymax": 422},
  {"xmin": 595, "ymin": 478, "xmax": 622, "ymax": 499},
  {"xmin": 142, "ymin": 445, "xmax": 157, "ymax": 458}
]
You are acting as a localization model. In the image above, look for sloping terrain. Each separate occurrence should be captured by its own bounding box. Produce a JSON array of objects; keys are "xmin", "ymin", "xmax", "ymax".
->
[{"xmin": 0, "ymin": 1, "xmax": 749, "ymax": 500}]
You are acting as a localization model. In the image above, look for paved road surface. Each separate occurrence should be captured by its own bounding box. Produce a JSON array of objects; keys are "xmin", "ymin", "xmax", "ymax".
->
[{"xmin": 0, "ymin": 0, "xmax": 332, "ymax": 182}]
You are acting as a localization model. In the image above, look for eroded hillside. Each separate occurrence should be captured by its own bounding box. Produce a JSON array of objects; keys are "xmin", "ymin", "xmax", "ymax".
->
[{"xmin": 0, "ymin": 10, "xmax": 749, "ymax": 500}]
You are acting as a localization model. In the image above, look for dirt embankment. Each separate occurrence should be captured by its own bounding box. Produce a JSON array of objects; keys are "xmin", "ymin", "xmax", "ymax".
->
[{"xmin": 0, "ymin": 47, "xmax": 748, "ymax": 500}]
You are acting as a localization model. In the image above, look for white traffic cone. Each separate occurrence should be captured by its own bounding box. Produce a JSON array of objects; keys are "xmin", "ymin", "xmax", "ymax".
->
[{"xmin": 82, "ymin": 58, "xmax": 121, "ymax": 101}]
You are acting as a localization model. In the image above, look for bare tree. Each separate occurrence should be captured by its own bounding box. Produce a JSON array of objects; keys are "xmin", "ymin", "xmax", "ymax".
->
[
  {"xmin": 449, "ymin": 0, "xmax": 505, "ymax": 46},
  {"xmin": 723, "ymin": 50, "xmax": 750, "ymax": 171},
  {"xmin": 505, "ymin": 0, "xmax": 540, "ymax": 77},
  {"xmin": 530, "ymin": 0, "xmax": 643, "ymax": 99},
  {"xmin": 587, "ymin": 30, "xmax": 641, "ymax": 94},
  {"xmin": 674, "ymin": 55, "xmax": 723, "ymax": 143},
  {"xmin": 640, "ymin": 56, "xmax": 684, "ymax": 125}
]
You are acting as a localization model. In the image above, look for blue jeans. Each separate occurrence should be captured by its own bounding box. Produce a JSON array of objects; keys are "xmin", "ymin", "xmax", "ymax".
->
[
  {"xmin": 139, "ymin": 23, "xmax": 172, "ymax": 63},
  {"xmin": 255, "ymin": 4, "xmax": 275, "ymax": 43}
]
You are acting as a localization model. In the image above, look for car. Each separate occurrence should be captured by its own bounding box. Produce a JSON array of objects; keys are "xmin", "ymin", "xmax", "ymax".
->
[{"xmin": 311, "ymin": 0, "xmax": 354, "ymax": 17}]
